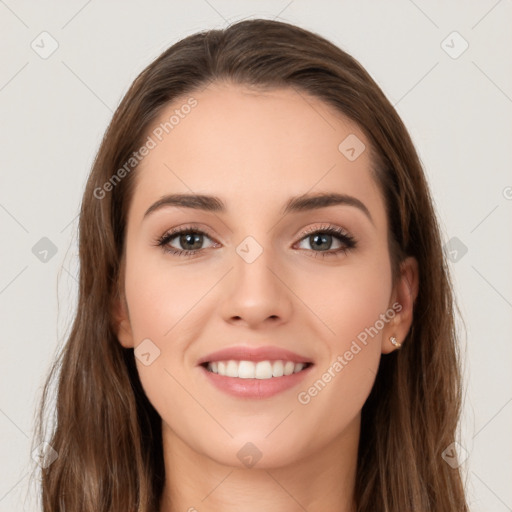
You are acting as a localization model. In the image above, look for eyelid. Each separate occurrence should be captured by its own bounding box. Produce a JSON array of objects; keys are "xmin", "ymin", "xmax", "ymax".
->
[
  {"xmin": 164, "ymin": 223, "xmax": 219, "ymax": 241},
  {"xmin": 296, "ymin": 223, "xmax": 351, "ymax": 239}
]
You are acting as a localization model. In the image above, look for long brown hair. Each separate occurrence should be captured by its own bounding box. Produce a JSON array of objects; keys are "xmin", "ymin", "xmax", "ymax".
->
[{"xmin": 32, "ymin": 18, "xmax": 469, "ymax": 511}]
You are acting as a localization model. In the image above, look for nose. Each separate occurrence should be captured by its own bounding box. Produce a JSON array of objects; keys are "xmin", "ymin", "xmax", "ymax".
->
[{"xmin": 219, "ymin": 237, "xmax": 293, "ymax": 329}]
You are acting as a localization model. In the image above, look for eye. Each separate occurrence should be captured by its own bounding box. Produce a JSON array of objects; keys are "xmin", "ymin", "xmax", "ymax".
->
[
  {"xmin": 154, "ymin": 223, "xmax": 357, "ymax": 259},
  {"xmin": 155, "ymin": 225, "xmax": 218, "ymax": 257},
  {"xmin": 294, "ymin": 224, "xmax": 357, "ymax": 258}
]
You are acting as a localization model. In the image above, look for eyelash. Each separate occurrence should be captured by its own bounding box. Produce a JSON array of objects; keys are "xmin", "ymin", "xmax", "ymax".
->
[{"xmin": 154, "ymin": 223, "xmax": 357, "ymax": 259}]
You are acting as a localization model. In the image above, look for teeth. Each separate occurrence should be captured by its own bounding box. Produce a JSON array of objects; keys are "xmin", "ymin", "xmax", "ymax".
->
[
  {"xmin": 206, "ymin": 360, "xmax": 308, "ymax": 379},
  {"xmin": 272, "ymin": 360, "xmax": 284, "ymax": 377},
  {"xmin": 284, "ymin": 361, "xmax": 295, "ymax": 376},
  {"xmin": 238, "ymin": 361, "xmax": 256, "ymax": 379},
  {"xmin": 226, "ymin": 360, "xmax": 238, "ymax": 377}
]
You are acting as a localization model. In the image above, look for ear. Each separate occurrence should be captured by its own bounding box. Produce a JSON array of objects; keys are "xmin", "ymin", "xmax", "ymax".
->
[
  {"xmin": 381, "ymin": 256, "xmax": 419, "ymax": 354},
  {"xmin": 112, "ymin": 292, "xmax": 135, "ymax": 349}
]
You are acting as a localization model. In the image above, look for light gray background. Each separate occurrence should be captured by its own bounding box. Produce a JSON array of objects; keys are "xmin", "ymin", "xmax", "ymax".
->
[{"xmin": 1, "ymin": 1, "xmax": 511, "ymax": 511}]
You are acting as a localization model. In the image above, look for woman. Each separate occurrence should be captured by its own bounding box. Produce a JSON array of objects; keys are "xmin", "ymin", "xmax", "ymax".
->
[{"xmin": 33, "ymin": 18, "xmax": 469, "ymax": 511}]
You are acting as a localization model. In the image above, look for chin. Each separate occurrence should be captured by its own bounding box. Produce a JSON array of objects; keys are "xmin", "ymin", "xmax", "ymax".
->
[{"xmin": 197, "ymin": 431, "xmax": 310, "ymax": 470}]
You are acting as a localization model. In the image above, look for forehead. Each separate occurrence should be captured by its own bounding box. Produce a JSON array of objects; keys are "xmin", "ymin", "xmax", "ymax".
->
[{"xmin": 129, "ymin": 82, "xmax": 385, "ymax": 225}]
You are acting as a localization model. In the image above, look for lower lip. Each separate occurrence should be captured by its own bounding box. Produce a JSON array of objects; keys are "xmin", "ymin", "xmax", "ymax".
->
[{"xmin": 199, "ymin": 364, "xmax": 314, "ymax": 399}]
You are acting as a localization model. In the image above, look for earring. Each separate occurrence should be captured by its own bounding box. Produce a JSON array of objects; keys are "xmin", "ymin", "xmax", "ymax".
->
[{"xmin": 390, "ymin": 336, "xmax": 401, "ymax": 348}]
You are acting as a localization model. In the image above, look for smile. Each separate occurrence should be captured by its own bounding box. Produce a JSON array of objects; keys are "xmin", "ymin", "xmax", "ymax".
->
[
  {"xmin": 199, "ymin": 361, "xmax": 315, "ymax": 399},
  {"xmin": 204, "ymin": 360, "xmax": 311, "ymax": 379}
]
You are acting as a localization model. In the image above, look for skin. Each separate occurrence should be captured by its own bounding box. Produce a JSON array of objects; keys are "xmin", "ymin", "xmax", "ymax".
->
[{"xmin": 114, "ymin": 82, "xmax": 419, "ymax": 512}]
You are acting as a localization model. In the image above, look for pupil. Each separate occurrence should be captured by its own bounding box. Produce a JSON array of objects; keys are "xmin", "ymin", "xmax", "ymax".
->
[
  {"xmin": 180, "ymin": 233, "xmax": 202, "ymax": 250},
  {"xmin": 311, "ymin": 233, "xmax": 331, "ymax": 250}
]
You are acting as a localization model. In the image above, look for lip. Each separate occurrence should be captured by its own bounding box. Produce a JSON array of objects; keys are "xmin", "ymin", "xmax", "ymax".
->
[
  {"xmin": 199, "ymin": 363, "xmax": 314, "ymax": 399},
  {"xmin": 197, "ymin": 345, "xmax": 313, "ymax": 366}
]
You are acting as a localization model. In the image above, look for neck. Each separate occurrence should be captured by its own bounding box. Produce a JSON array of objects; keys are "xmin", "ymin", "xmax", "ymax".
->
[{"xmin": 158, "ymin": 416, "xmax": 359, "ymax": 512}]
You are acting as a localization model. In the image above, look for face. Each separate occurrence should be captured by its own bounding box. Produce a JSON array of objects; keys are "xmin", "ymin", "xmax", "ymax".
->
[{"xmin": 114, "ymin": 82, "xmax": 417, "ymax": 469}]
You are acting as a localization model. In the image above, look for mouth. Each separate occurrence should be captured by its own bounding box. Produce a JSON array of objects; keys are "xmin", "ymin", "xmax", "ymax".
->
[
  {"xmin": 201, "ymin": 360, "xmax": 313, "ymax": 379},
  {"xmin": 197, "ymin": 345, "xmax": 314, "ymax": 399}
]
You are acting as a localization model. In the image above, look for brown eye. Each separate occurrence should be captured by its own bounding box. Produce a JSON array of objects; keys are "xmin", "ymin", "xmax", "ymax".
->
[
  {"xmin": 176, "ymin": 232, "xmax": 205, "ymax": 251},
  {"xmin": 156, "ymin": 227, "xmax": 218, "ymax": 256}
]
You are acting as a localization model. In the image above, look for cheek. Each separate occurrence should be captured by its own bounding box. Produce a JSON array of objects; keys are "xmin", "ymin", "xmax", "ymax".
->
[
  {"xmin": 293, "ymin": 253, "xmax": 392, "ymax": 416},
  {"xmin": 123, "ymin": 248, "xmax": 211, "ymax": 344},
  {"xmin": 122, "ymin": 258, "xmax": 204, "ymax": 434},
  {"xmin": 301, "ymin": 253, "xmax": 393, "ymax": 348},
  {"xmin": 122, "ymin": 250, "xmax": 218, "ymax": 401}
]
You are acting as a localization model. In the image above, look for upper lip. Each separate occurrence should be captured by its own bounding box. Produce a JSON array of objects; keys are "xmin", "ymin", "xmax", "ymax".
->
[{"xmin": 197, "ymin": 345, "xmax": 313, "ymax": 366}]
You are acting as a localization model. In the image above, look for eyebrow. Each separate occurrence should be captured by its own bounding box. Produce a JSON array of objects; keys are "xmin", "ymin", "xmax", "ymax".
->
[{"xmin": 143, "ymin": 192, "xmax": 373, "ymax": 224}]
